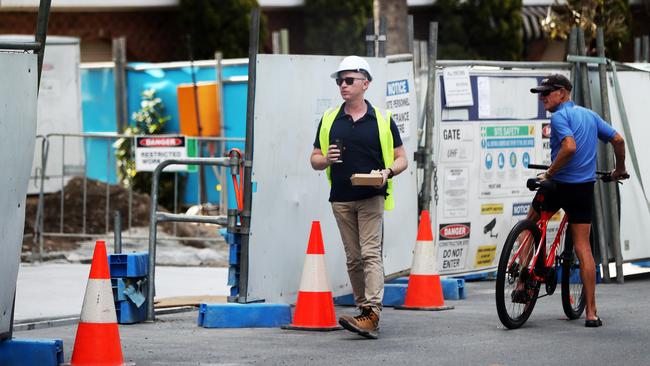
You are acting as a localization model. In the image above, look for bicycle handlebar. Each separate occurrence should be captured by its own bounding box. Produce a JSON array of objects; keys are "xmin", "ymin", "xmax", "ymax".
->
[{"xmin": 526, "ymin": 163, "xmax": 629, "ymax": 184}]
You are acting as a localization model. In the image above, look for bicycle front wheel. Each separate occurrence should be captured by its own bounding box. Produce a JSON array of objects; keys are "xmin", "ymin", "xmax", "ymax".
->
[
  {"xmin": 496, "ymin": 219, "xmax": 541, "ymax": 329},
  {"xmin": 561, "ymin": 230, "xmax": 586, "ymax": 319}
]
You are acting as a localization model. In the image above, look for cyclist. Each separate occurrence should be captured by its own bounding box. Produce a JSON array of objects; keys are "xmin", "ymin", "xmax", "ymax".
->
[{"xmin": 527, "ymin": 74, "xmax": 628, "ymax": 328}]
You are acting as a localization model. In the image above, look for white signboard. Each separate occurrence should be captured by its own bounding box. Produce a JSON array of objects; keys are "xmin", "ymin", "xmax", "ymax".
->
[
  {"xmin": 443, "ymin": 67, "xmax": 473, "ymax": 107},
  {"xmin": 135, "ymin": 136, "xmax": 188, "ymax": 172},
  {"xmin": 0, "ymin": 36, "xmax": 85, "ymax": 195},
  {"xmin": 0, "ymin": 52, "xmax": 38, "ymax": 339},
  {"xmin": 607, "ymin": 69, "xmax": 650, "ymax": 262}
]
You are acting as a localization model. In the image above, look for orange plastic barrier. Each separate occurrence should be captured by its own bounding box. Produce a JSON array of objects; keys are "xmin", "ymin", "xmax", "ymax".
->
[{"xmin": 177, "ymin": 82, "xmax": 221, "ymax": 136}]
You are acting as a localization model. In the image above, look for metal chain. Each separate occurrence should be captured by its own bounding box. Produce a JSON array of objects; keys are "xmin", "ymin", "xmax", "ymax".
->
[{"xmin": 433, "ymin": 163, "xmax": 439, "ymax": 205}]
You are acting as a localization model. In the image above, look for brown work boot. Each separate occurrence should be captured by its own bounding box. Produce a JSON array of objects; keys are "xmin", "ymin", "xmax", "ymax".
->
[{"xmin": 338, "ymin": 306, "xmax": 379, "ymax": 339}]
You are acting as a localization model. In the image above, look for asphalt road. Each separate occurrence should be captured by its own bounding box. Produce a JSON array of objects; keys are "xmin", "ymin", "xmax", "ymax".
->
[{"xmin": 14, "ymin": 273, "xmax": 650, "ymax": 366}]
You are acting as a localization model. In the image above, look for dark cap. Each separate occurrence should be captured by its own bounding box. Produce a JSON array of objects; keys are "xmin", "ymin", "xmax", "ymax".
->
[{"xmin": 530, "ymin": 74, "xmax": 572, "ymax": 93}]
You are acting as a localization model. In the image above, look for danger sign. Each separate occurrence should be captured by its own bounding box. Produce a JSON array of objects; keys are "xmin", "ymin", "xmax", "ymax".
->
[
  {"xmin": 437, "ymin": 222, "xmax": 471, "ymax": 273},
  {"xmin": 135, "ymin": 136, "xmax": 188, "ymax": 172}
]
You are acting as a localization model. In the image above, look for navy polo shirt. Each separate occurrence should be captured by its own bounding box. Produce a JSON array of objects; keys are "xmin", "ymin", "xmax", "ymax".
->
[{"xmin": 313, "ymin": 100, "xmax": 403, "ymax": 202}]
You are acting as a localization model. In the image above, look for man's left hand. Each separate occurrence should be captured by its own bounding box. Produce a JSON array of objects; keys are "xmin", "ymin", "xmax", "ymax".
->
[{"xmin": 371, "ymin": 169, "xmax": 389, "ymax": 188}]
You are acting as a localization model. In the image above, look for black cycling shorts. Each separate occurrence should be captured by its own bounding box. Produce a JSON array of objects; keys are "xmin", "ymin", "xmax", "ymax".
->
[{"xmin": 531, "ymin": 181, "xmax": 595, "ymax": 224}]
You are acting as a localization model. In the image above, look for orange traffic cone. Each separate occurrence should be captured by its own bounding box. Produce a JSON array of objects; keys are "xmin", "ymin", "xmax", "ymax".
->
[
  {"xmin": 70, "ymin": 240, "xmax": 126, "ymax": 365},
  {"xmin": 282, "ymin": 221, "xmax": 342, "ymax": 331},
  {"xmin": 396, "ymin": 210, "xmax": 454, "ymax": 311}
]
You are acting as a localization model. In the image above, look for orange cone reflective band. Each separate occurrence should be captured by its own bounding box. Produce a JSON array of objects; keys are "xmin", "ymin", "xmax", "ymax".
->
[
  {"xmin": 396, "ymin": 211, "xmax": 454, "ymax": 311},
  {"xmin": 71, "ymin": 240, "xmax": 125, "ymax": 365},
  {"xmin": 283, "ymin": 221, "xmax": 342, "ymax": 331}
]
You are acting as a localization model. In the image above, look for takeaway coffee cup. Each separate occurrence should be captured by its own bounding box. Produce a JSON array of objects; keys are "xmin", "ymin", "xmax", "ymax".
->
[{"xmin": 333, "ymin": 138, "xmax": 344, "ymax": 163}]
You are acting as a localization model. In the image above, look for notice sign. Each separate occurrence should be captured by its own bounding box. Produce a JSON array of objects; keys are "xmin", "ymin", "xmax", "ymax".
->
[
  {"xmin": 437, "ymin": 222, "xmax": 471, "ymax": 273},
  {"xmin": 135, "ymin": 136, "xmax": 188, "ymax": 172},
  {"xmin": 474, "ymin": 245, "xmax": 497, "ymax": 268},
  {"xmin": 386, "ymin": 79, "xmax": 412, "ymax": 139},
  {"xmin": 443, "ymin": 67, "xmax": 473, "ymax": 107}
]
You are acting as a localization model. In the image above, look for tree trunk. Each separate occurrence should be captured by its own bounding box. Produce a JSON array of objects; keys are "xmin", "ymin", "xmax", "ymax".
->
[{"xmin": 378, "ymin": 0, "xmax": 409, "ymax": 55}]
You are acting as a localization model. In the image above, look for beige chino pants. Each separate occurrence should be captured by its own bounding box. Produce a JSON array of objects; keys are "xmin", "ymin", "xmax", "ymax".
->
[{"xmin": 331, "ymin": 195, "xmax": 384, "ymax": 315}]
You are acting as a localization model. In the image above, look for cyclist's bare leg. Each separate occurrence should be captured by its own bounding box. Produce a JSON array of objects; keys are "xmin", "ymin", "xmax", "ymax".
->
[
  {"xmin": 571, "ymin": 223, "xmax": 598, "ymax": 321},
  {"xmin": 518, "ymin": 206, "xmax": 540, "ymax": 269},
  {"xmin": 512, "ymin": 205, "xmax": 541, "ymax": 293}
]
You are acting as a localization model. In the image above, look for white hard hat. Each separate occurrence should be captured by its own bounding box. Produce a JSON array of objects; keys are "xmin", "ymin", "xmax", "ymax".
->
[{"xmin": 330, "ymin": 55, "xmax": 373, "ymax": 81}]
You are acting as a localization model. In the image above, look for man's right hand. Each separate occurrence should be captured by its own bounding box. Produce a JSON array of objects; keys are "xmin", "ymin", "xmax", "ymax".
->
[
  {"xmin": 326, "ymin": 144, "xmax": 341, "ymax": 165},
  {"xmin": 611, "ymin": 168, "xmax": 629, "ymax": 181}
]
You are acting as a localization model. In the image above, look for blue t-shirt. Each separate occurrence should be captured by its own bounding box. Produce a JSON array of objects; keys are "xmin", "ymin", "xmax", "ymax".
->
[{"xmin": 550, "ymin": 101, "xmax": 617, "ymax": 183}]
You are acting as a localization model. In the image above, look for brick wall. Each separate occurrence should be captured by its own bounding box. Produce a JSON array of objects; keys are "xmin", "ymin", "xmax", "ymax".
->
[{"xmin": 0, "ymin": 10, "xmax": 185, "ymax": 62}]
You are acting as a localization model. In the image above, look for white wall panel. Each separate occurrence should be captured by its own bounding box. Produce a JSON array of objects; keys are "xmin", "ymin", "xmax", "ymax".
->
[
  {"xmin": 0, "ymin": 52, "xmax": 38, "ymax": 339},
  {"xmin": 247, "ymin": 55, "xmax": 418, "ymax": 303},
  {"xmin": 606, "ymin": 70, "xmax": 650, "ymax": 261}
]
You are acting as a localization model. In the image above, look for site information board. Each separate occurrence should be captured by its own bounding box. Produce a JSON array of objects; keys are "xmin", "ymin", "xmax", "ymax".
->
[{"xmin": 433, "ymin": 70, "xmax": 565, "ymax": 275}]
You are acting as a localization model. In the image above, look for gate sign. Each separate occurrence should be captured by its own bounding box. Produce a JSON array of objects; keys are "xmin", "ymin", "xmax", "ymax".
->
[{"xmin": 135, "ymin": 136, "xmax": 188, "ymax": 172}]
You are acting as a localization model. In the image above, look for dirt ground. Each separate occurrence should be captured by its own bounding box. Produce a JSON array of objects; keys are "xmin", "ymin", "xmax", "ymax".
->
[{"xmin": 23, "ymin": 177, "xmax": 225, "ymax": 261}]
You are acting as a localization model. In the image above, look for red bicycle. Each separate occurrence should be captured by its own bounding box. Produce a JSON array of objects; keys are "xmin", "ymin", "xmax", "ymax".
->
[{"xmin": 495, "ymin": 164, "xmax": 627, "ymax": 329}]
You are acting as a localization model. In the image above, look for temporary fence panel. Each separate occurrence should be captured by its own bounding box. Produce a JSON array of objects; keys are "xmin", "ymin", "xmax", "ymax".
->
[
  {"xmin": 246, "ymin": 55, "xmax": 419, "ymax": 303},
  {"xmin": 605, "ymin": 68, "xmax": 650, "ymax": 262},
  {"xmin": 383, "ymin": 60, "xmax": 420, "ymax": 276},
  {"xmin": 0, "ymin": 51, "xmax": 38, "ymax": 340},
  {"xmin": 0, "ymin": 36, "xmax": 85, "ymax": 195},
  {"xmin": 431, "ymin": 69, "xmax": 566, "ymax": 276},
  {"xmin": 80, "ymin": 61, "xmax": 248, "ymax": 207},
  {"xmin": 33, "ymin": 133, "xmax": 242, "ymax": 249}
]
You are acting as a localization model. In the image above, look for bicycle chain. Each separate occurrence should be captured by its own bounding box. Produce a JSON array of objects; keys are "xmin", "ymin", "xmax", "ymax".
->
[{"xmin": 433, "ymin": 163, "xmax": 439, "ymax": 205}]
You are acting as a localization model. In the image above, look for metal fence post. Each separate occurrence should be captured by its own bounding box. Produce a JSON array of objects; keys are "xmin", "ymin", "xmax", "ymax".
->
[
  {"xmin": 419, "ymin": 22, "xmax": 438, "ymax": 214},
  {"xmin": 366, "ymin": 18, "xmax": 375, "ymax": 58},
  {"xmin": 597, "ymin": 29, "xmax": 624, "ymax": 283},
  {"xmin": 114, "ymin": 211, "xmax": 122, "ymax": 254},
  {"xmin": 112, "ymin": 37, "xmax": 128, "ymax": 133},
  {"xmin": 35, "ymin": 0, "xmax": 52, "ymax": 90},
  {"xmin": 235, "ymin": 7, "xmax": 260, "ymax": 304},
  {"xmin": 378, "ymin": 16, "xmax": 387, "ymax": 58}
]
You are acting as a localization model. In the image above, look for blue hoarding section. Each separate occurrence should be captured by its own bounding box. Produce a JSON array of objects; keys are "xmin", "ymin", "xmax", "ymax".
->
[
  {"xmin": 81, "ymin": 62, "xmax": 248, "ymax": 207},
  {"xmin": 81, "ymin": 67, "xmax": 119, "ymax": 184}
]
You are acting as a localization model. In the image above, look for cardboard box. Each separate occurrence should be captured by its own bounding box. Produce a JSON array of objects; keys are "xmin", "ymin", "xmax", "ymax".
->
[{"xmin": 350, "ymin": 173, "xmax": 383, "ymax": 186}]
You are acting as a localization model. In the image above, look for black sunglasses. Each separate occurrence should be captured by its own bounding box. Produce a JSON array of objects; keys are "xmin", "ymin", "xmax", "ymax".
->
[
  {"xmin": 540, "ymin": 85, "xmax": 565, "ymax": 97},
  {"xmin": 336, "ymin": 77, "xmax": 366, "ymax": 86}
]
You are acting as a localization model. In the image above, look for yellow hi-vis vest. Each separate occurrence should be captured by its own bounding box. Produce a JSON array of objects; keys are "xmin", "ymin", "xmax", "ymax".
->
[{"xmin": 318, "ymin": 105, "xmax": 395, "ymax": 211}]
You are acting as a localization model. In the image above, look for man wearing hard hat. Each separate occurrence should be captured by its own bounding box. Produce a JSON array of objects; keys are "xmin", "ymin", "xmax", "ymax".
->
[{"xmin": 310, "ymin": 55, "xmax": 408, "ymax": 339}]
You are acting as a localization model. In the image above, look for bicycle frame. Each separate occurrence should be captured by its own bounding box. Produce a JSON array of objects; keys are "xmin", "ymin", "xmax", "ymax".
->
[{"xmin": 507, "ymin": 211, "xmax": 569, "ymax": 282}]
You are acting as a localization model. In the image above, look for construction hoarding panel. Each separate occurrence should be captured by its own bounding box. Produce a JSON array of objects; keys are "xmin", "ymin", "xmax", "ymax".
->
[
  {"xmin": 0, "ymin": 52, "xmax": 38, "ymax": 340},
  {"xmin": 247, "ymin": 55, "xmax": 418, "ymax": 303},
  {"xmin": 606, "ymin": 69, "xmax": 650, "ymax": 262},
  {"xmin": 433, "ymin": 70, "xmax": 566, "ymax": 275}
]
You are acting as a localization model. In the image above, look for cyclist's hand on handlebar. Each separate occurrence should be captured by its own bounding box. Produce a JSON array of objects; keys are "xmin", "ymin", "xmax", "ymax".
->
[
  {"xmin": 611, "ymin": 168, "xmax": 629, "ymax": 181},
  {"xmin": 536, "ymin": 171, "xmax": 551, "ymax": 182}
]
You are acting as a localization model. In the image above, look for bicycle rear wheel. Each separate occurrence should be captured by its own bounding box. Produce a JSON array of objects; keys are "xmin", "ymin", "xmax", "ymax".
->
[
  {"xmin": 561, "ymin": 229, "xmax": 586, "ymax": 319},
  {"xmin": 496, "ymin": 219, "xmax": 541, "ymax": 329}
]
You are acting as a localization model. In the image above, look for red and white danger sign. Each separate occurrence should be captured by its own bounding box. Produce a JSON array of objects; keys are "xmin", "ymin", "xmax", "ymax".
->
[{"xmin": 134, "ymin": 136, "xmax": 187, "ymax": 172}]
